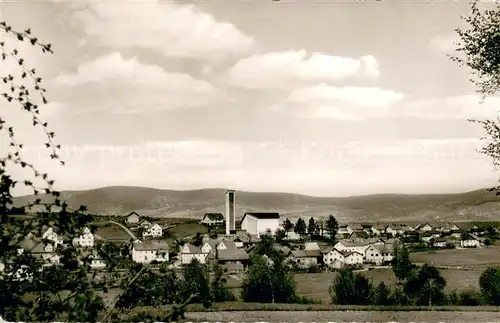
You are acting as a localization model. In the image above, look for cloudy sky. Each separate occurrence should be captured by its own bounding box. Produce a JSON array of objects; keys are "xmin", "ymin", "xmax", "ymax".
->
[{"xmin": 2, "ymin": 0, "xmax": 500, "ymax": 197}]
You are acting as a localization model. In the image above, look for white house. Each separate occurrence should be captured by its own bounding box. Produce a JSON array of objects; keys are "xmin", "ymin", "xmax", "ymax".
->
[
  {"xmin": 179, "ymin": 243, "xmax": 207, "ymax": 265},
  {"xmin": 72, "ymin": 227, "xmax": 94, "ymax": 248},
  {"xmin": 364, "ymin": 245, "xmax": 384, "ymax": 264},
  {"xmin": 385, "ymin": 225, "xmax": 398, "ymax": 237},
  {"xmin": 139, "ymin": 219, "xmax": 152, "ymax": 229},
  {"xmin": 334, "ymin": 239, "xmax": 370, "ymax": 255},
  {"xmin": 417, "ymin": 223, "xmax": 433, "ymax": 232},
  {"xmin": 142, "ymin": 223, "xmax": 163, "ymax": 238},
  {"xmin": 132, "ymin": 240, "xmax": 169, "ymax": 264},
  {"xmin": 323, "ymin": 248, "xmax": 345, "ymax": 268},
  {"xmin": 200, "ymin": 213, "xmax": 224, "ymax": 226},
  {"xmin": 42, "ymin": 227, "xmax": 63, "ymax": 245},
  {"xmin": 241, "ymin": 213, "xmax": 280, "ymax": 236},
  {"xmin": 343, "ymin": 251, "xmax": 364, "ymax": 265},
  {"xmin": 337, "ymin": 225, "xmax": 353, "ymax": 236},
  {"xmin": 461, "ymin": 234, "xmax": 481, "ymax": 248},
  {"xmin": 126, "ymin": 212, "xmax": 140, "ymax": 224}
]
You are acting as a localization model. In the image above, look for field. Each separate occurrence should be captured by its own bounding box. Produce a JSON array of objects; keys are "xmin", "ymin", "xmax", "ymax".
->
[
  {"xmin": 183, "ymin": 310, "xmax": 500, "ymax": 322},
  {"xmin": 165, "ymin": 223, "xmax": 207, "ymax": 239},
  {"xmin": 293, "ymin": 269, "xmax": 483, "ymax": 304},
  {"xmin": 410, "ymin": 246, "xmax": 500, "ymax": 268},
  {"xmin": 94, "ymin": 225, "xmax": 133, "ymax": 241}
]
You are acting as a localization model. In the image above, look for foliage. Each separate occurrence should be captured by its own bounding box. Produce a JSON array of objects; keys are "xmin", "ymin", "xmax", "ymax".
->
[
  {"xmin": 180, "ymin": 259, "xmax": 211, "ymax": 307},
  {"xmin": 192, "ymin": 232, "xmax": 203, "ymax": 247},
  {"xmin": 325, "ymin": 214, "xmax": 339, "ymax": 243},
  {"xmin": 307, "ymin": 217, "xmax": 319, "ymax": 238},
  {"xmin": 242, "ymin": 254, "xmax": 297, "ymax": 303},
  {"xmin": 373, "ymin": 282, "xmax": 392, "ymax": 306},
  {"xmin": 391, "ymin": 244, "xmax": 416, "ymax": 282},
  {"xmin": 404, "ymin": 264, "xmax": 447, "ymax": 306},
  {"xmin": 275, "ymin": 228, "xmax": 286, "ymax": 243},
  {"xmin": 479, "ymin": 267, "xmax": 500, "ymax": 305},
  {"xmin": 210, "ymin": 264, "xmax": 234, "ymax": 302},
  {"xmin": 283, "ymin": 218, "xmax": 294, "ymax": 233},
  {"xmin": 330, "ymin": 269, "xmax": 373, "ymax": 305},
  {"xmin": 294, "ymin": 218, "xmax": 307, "ymax": 237}
]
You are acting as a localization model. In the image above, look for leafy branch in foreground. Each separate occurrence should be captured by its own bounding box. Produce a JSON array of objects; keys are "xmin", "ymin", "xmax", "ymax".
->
[
  {"xmin": 0, "ymin": 20, "xmax": 197, "ymax": 322},
  {"xmin": 451, "ymin": 3, "xmax": 500, "ymax": 194}
]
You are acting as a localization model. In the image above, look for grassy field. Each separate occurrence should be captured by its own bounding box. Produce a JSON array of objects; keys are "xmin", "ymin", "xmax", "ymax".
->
[
  {"xmin": 94, "ymin": 226, "xmax": 133, "ymax": 241},
  {"xmin": 166, "ymin": 223, "xmax": 207, "ymax": 239},
  {"xmin": 410, "ymin": 246, "xmax": 500, "ymax": 268},
  {"xmin": 293, "ymin": 268, "xmax": 483, "ymax": 304}
]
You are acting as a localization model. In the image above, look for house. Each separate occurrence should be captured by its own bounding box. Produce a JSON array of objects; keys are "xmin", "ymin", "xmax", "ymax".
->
[
  {"xmin": 274, "ymin": 244, "xmax": 292, "ymax": 257},
  {"xmin": 461, "ymin": 234, "xmax": 481, "ymax": 248},
  {"xmin": 217, "ymin": 244, "xmax": 250, "ymax": 272},
  {"xmin": 371, "ymin": 224, "xmax": 386, "ymax": 236},
  {"xmin": 179, "ymin": 243, "xmax": 208, "ymax": 265},
  {"xmin": 126, "ymin": 212, "xmax": 140, "ymax": 224},
  {"xmin": 416, "ymin": 223, "xmax": 433, "ymax": 232},
  {"xmin": 132, "ymin": 240, "xmax": 169, "ymax": 263},
  {"xmin": 42, "ymin": 227, "xmax": 63, "ymax": 245},
  {"xmin": 337, "ymin": 225, "xmax": 353, "ymax": 236},
  {"xmin": 433, "ymin": 238, "xmax": 447, "ymax": 248},
  {"xmin": 364, "ymin": 245, "xmax": 384, "ymax": 264},
  {"xmin": 138, "ymin": 219, "xmax": 152, "ymax": 229},
  {"xmin": 291, "ymin": 249, "xmax": 320, "ymax": 268},
  {"xmin": 19, "ymin": 237, "xmax": 60, "ymax": 266},
  {"xmin": 334, "ymin": 239, "xmax": 370, "ymax": 255},
  {"xmin": 285, "ymin": 231, "xmax": 301, "ymax": 241},
  {"xmin": 72, "ymin": 227, "xmax": 94, "ymax": 248},
  {"xmin": 350, "ymin": 223, "xmax": 364, "ymax": 232},
  {"xmin": 233, "ymin": 237, "xmax": 244, "ymax": 248},
  {"xmin": 322, "ymin": 248, "xmax": 345, "ymax": 268},
  {"xmin": 241, "ymin": 212, "xmax": 280, "ymax": 236},
  {"xmin": 200, "ymin": 213, "xmax": 225, "ymax": 226},
  {"xmin": 373, "ymin": 244, "xmax": 394, "ymax": 264},
  {"xmin": 304, "ymin": 242, "xmax": 320, "ymax": 251},
  {"xmin": 343, "ymin": 251, "xmax": 364, "ymax": 266},
  {"xmin": 142, "ymin": 223, "xmax": 163, "ymax": 238}
]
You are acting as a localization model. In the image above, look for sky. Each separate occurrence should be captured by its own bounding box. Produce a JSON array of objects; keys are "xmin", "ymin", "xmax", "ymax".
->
[{"xmin": 2, "ymin": 0, "xmax": 500, "ymax": 197}]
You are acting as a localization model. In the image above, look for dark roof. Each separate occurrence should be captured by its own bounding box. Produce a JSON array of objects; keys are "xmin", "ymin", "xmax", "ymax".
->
[
  {"xmin": 243, "ymin": 212, "xmax": 280, "ymax": 219},
  {"xmin": 127, "ymin": 212, "xmax": 140, "ymax": 217}
]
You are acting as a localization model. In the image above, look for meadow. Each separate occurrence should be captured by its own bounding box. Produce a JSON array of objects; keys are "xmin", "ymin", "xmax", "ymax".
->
[{"xmin": 410, "ymin": 246, "xmax": 500, "ymax": 268}]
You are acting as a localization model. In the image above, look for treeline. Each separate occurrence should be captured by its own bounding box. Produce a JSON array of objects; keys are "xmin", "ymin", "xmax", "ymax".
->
[{"xmin": 331, "ymin": 245, "xmax": 500, "ymax": 306}]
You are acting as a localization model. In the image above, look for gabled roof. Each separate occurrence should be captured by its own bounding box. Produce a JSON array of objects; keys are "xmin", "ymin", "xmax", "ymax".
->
[
  {"xmin": 134, "ymin": 240, "xmax": 169, "ymax": 251},
  {"xmin": 127, "ymin": 212, "xmax": 140, "ymax": 218},
  {"xmin": 202, "ymin": 213, "xmax": 224, "ymax": 221},
  {"xmin": 218, "ymin": 248, "xmax": 249, "ymax": 261},
  {"xmin": 291, "ymin": 249, "xmax": 321, "ymax": 258},
  {"xmin": 182, "ymin": 243, "xmax": 203, "ymax": 254},
  {"xmin": 242, "ymin": 212, "xmax": 280, "ymax": 220},
  {"xmin": 341, "ymin": 250, "xmax": 363, "ymax": 257}
]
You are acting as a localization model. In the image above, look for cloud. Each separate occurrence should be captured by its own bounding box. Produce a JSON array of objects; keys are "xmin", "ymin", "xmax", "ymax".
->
[
  {"xmin": 289, "ymin": 84, "xmax": 404, "ymax": 107},
  {"xmin": 430, "ymin": 33, "xmax": 461, "ymax": 55},
  {"xmin": 287, "ymin": 86, "xmax": 500, "ymax": 121},
  {"xmin": 227, "ymin": 50, "xmax": 378, "ymax": 89},
  {"xmin": 54, "ymin": 52, "xmax": 221, "ymax": 114},
  {"xmin": 10, "ymin": 138, "xmax": 495, "ymax": 197},
  {"xmin": 70, "ymin": 1, "xmax": 254, "ymax": 59}
]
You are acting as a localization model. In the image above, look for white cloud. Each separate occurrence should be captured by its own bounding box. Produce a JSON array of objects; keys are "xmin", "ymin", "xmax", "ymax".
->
[
  {"xmin": 430, "ymin": 34, "xmax": 461, "ymax": 55},
  {"xmin": 289, "ymin": 84, "xmax": 404, "ymax": 107},
  {"xmin": 289, "ymin": 87, "xmax": 500, "ymax": 121},
  {"xmin": 70, "ymin": 1, "xmax": 254, "ymax": 59},
  {"xmin": 227, "ymin": 50, "xmax": 378, "ymax": 89},
  {"xmin": 54, "ymin": 52, "xmax": 221, "ymax": 114}
]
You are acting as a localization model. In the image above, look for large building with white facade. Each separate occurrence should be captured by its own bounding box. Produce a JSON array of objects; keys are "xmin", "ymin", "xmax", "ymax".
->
[{"xmin": 241, "ymin": 212, "xmax": 280, "ymax": 236}]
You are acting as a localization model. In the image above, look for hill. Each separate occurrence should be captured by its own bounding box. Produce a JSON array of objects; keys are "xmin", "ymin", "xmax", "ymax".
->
[{"xmin": 12, "ymin": 186, "xmax": 500, "ymax": 223}]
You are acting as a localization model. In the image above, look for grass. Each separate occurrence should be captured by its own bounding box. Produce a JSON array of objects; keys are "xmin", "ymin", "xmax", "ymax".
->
[
  {"xmin": 94, "ymin": 226, "xmax": 132, "ymax": 241},
  {"xmin": 166, "ymin": 223, "xmax": 207, "ymax": 240},
  {"xmin": 410, "ymin": 246, "xmax": 500, "ymax": 268},
  {"xmin": 293, "ymin": 268, "xmax": 484, "ymax": 304}
]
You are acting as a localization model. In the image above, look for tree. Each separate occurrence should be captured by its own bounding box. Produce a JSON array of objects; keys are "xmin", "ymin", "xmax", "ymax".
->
[
  {"xmin": 192, "ymin": 232, "xmax": 203, "ymax": 247},
  {"xmin": 0, "ymin": 21, "xmax": 196, "ymax": 322},
  {"xmin": 210, "ymin": 264, "xmax": 234, "ymax": 302},
  {"xmin": 307, "ymin": 217, "xmax": 318, "ymax": 239},
  {"xmin": 404, "ymin": 264, "xmax": 447, "ymax": 306},
  {"xmin": 325, "ymin": 214, "xmax": 339, "ymax": 243},
  {"xmin": 275, "ymin": 228, "xmax": 286, "ymax": 243},
  {"xmin": 330, "ymin": 269, "xmax": 373, "ymax": 305},
  {"xmin": 283, "ymin": 218, "xmax": 294, "ymax": 233},
  {"xmin": 0, "ymin": 22, "xmax": 111, "ymax": 322},
  {"xmin": 180, "ymin": 259, "xmax": 211, "ymax": 307},
  {"xmin": 451, "ymin": 3, "xmax": 500, "ymax": 193},
  {"xmin": 373, "ymin": 281, "xmax": 392, "ymax": 305},
  {"xmin": 479, "ymin": 267, "xmax": 500, "ymax": 305},
  {"xmin": 242, "ymin": 254, "xmax": 296, "ymax": 303},
  {"xmin": 392, "ymin": 244, "xmax": 415, "ymax": 282},
  {"xmin": 294, "ymin": 218, "xmax": 307, "ymax": 238}
]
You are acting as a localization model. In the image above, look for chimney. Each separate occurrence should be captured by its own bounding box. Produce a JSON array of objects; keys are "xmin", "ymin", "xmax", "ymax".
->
[{"xmin": 225, "ymin": 189, "xmax": 235, "ymax": 235}]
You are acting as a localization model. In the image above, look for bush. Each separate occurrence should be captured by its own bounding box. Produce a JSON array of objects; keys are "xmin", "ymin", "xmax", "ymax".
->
[
  {"xmin": 458, "ymin": 290, "xmax": 483, "ymax": 306},
  {"xmin": 484, "ymin": 238, "xmax": 492, "ymax": 246}
]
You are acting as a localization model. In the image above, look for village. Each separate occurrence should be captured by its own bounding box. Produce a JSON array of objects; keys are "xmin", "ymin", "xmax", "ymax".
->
[{"xmin": 9, "ymin": 190, "xmax": 500, "ymax": 276}]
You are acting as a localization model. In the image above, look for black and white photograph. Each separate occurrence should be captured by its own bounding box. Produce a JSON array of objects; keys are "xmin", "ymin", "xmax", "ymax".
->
[{"xmin": 2, "ymin": 0, "xmax": 500, "ymax": 322}]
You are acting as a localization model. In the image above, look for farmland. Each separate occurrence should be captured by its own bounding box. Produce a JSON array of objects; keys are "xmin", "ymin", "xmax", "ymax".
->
[
  {"xmin": 410, "ymin": 246, "xmax": 500, "ymax": 268},
  {"xmin": 165, "ymin": 223, "xmax": 208, "ymax": 240},
  {"xmin": 293, "ymin": 269, "xmax": 483, "ymax": 304}
]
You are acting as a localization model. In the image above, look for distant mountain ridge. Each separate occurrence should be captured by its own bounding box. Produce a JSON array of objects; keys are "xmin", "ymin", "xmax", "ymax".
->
[{"xmin": 12, "ymin": 186, "xmax": 500, "ymax": 223}]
